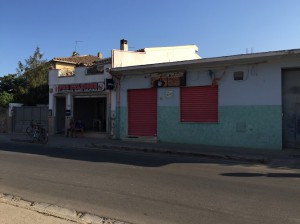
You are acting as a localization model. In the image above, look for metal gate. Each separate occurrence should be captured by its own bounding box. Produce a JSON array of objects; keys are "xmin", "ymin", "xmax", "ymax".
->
[
  {"xmin": 282, "ymin": 69, "xmax": 300, "ymax": 148},
  {"xmin": 12, "ymin": 106, "xmax": 48, "ymax": 133}
]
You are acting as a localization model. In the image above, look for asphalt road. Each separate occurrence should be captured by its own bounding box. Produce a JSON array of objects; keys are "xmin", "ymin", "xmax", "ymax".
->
[{"xmin": 0, "ymin": 141, "xmax": 300, "ymax": 224}]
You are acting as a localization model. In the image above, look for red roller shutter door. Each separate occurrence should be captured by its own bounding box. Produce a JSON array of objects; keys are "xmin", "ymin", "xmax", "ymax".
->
[
  {"xmin": 181, "ymin": 86, "xmax": 218, "ymax": 122},
  {"xmin": 128, "ymin": 89, "xmax": 157, "ymax": 136}
]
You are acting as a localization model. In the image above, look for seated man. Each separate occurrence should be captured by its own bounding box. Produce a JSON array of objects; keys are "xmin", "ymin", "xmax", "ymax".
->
[
  {"xmin": 75, "ymin": 119, "xmax": 84, "ymax": 137},
  {"xmin": 67, "ymin": 118, "xmax": 75, "ymax": 137}
]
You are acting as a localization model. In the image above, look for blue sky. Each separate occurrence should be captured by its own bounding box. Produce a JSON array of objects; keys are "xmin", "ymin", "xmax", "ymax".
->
[{"xmin": 1, "ymin": 0, "xmax": 300, "ymax": 76}]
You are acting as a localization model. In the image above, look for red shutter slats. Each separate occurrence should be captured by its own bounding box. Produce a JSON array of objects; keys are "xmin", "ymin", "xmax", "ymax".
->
[
  {"xmin": 128, "ymin": 89, "xmax": 157, "ymax": 136},
  {"xmin": 180, "ymin": 86, "xmax": 218, "ymax": 122}
]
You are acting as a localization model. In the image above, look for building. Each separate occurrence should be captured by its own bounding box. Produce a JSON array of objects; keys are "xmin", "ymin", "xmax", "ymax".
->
[
  {"xmin": 48, "ymin": 40, "xmax": 201, "ymax": 138},
  {"xmin": 48, "ymin": 53, "xmax": 112, "ymax": 136},
  {"xmin": 51, "ymin": 52, "xmax": 104, "ymax": 76},
  {"xmin": 111, "ymin": 48, "xmax": 300, "ymax": 150}
]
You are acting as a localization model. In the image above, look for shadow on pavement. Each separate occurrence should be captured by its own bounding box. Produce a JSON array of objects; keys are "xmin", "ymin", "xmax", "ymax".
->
[
  {"xmin": 221, "ymin": 172, "xmax": 300, "ymax": 178},
  {"xmin": 1, "ymin": 134, "xmax": 300, "ymax": 169},
  {"xmin": 0, "ymin": 141, "xmax": 233, "ymax": 168}
]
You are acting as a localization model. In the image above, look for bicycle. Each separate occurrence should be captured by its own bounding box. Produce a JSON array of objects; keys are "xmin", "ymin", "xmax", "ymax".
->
[{"xmin": 26, "ymin": 121, "xmax": 48, "ymax": 144}]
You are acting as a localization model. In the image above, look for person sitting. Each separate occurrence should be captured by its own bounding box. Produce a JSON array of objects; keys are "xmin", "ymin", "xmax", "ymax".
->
[
  {"xmin": 75, "ymin": 119, "xmax": 84, "ymax": 137},
  {"xmin": 66, "ymin": 118, "xmax": 75, "ymax": 137}
]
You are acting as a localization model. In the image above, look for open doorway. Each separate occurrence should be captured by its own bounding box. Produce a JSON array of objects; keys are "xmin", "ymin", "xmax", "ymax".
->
[{"xmin": 73, "ymin": 96, "xmax": 107, "ymax": 132}]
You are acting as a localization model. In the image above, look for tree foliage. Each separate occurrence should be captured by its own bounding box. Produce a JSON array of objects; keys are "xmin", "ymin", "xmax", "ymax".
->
[
  {"xmin": 0, "ymin": 46, "xmax": 50, "ymax": 106},
  {"xmin": 0, "ymin": 92, "xmax": 14, "ymax": 107}
]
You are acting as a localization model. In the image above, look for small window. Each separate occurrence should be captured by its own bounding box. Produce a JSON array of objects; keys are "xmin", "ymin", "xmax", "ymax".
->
[{"xmin": 234, "ymin": 71, "xmax": 244, "ymax": 80}]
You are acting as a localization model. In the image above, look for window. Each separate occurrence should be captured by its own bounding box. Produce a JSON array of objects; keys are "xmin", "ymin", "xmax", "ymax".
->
[
  {"xmin": 233, "ymin": 71, "xmax": 244, "ymax": 80},
  {"xmin": 180, "ymin": 86, "xmax": 218, "ymax": 122}
]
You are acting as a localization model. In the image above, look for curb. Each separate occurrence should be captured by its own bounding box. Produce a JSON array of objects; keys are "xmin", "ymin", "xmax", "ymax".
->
[{"xmin": 0, "ymin": 193, "xmax": 131, "ymax": 224}]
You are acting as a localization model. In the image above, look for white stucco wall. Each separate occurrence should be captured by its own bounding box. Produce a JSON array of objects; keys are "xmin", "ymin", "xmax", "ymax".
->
[
  {"xmin": 186, "ymin": 63, "xmax": 281, "ymax": 106},
  {"xmin": 49, "ymin": 65, "xmax": 111, "ymax": 86},
  {"xmin": 118, "ymin": 57, "xmax": 300, "ymax": 108},
  {"xmin": 119, "ymin": 74, "xmax": 151, "ymax": 107},
  {"xmin": 112, "ymin": 45, "xmax": 200, "ymax": 68},
  {"xmin": 219, "ymin": 64, "xmax": 281, "ymax": 106},
  {"xmin": 186, "ymin": 58, "xmax": 300, "ymax": 106}
]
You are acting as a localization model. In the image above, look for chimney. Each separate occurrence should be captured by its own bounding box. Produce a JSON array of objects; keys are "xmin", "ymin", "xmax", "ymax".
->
[
  {"xmin": 97, "ymin": 52, "xmax": 103, "ymax": 59},
  {"xmin": 120, "ymin": 39, "xmax": 128, "ymax": 51}
]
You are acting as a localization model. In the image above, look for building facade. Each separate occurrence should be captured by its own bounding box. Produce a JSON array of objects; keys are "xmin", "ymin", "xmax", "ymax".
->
[
  {"xmin": 48, "ymin": 55, "xmax": 113, "ymax": 136},
  {"xmin": 48, "ymin": 40, "xmax": 201, "ymax": 138},
  {"xmin": 111, "ymin": 49, "xmax": 300, "ymax": 150}
]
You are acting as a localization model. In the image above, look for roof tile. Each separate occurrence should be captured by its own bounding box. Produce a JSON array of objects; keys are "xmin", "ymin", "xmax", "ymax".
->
[{"xmin": 52, "ymin": 55, "xmax": 103, "ymax": 66}]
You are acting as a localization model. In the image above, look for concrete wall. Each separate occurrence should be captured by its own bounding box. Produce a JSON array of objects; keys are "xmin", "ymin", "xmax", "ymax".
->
[{"xmin": 117, "ymin": 57, "xmax": 300, "ymax": 150}]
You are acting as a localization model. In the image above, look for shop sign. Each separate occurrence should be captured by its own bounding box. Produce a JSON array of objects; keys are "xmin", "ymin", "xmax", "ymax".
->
[
  {"xmin": 56, "ymin": 82, "xmax": 105, "ymax": 93},
  {"xmin": 151, "ymin": 71, "xmax": 186, "ymax": 87}
]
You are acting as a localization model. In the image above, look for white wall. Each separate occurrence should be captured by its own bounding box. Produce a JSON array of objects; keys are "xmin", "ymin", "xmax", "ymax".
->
[
  {"xmin": 186, "ymin": 64, "xmax": 281, "ymax": 106},
  {"xmin": 49, "ymin": 65, "xmax": 111, "ymax": 86},
  {"xmin": 219, "ymin": 64, "xmax": 281, "ymax": 106},
  {"xmin": 112, "ymin": 45, "xmax": 200, "ymax": 68},
  {"xmin": 184, "ymin": 58, "xmax": 299, "ymax": 106},
  {"xmin": 119, "ymin": 74, "xmax": 151, "ymax": 107}
]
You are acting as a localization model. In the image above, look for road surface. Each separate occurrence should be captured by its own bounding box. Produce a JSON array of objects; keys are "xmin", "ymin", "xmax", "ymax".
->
[{"xmin": 0, "ymin": 142, "xmax": 299, "ymax": 224}]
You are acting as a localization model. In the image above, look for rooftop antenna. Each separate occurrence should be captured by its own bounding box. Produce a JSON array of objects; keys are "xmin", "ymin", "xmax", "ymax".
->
[{"xmin": 75, "ymin": 40, "xmax": 83, "ymax": 52}]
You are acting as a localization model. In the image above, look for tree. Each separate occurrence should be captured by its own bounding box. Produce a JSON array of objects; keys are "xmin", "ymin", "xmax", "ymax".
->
[
  {"xmin": 0, "ymin": 47, "xmax": 50, "ymax": 106},
  {"xmin": 16, "ymin": 46, "xmax": 50, "ymax": 105},
  {"xmin": 0, "ymin": 74, "xmax": 17, "ymax": 93},
  {"xmin": 0, "ymin": 92, "xmax": 14, "ymax": 107},
  {"xmin": 0, "ymin": 74, "xmax": 26, "ymax": 106}
]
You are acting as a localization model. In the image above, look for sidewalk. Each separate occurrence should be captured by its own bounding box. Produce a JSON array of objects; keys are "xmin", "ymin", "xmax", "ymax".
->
[
  {"xmin": 0, "ymin": 193, "xmax": 129, "ymax": 224},
  {"xmin": 4, "ymin": 132, "xmax": 300, "ymax": 169},
  {"xmin": 0, "ymin": 202, "xmax": 75, "ymax": 224}
]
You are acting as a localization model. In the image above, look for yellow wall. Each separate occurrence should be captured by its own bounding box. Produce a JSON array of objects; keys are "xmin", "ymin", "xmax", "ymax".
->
[{"xmin": 55, "ymin": 63, "xmax": 75, "ymax": 76}]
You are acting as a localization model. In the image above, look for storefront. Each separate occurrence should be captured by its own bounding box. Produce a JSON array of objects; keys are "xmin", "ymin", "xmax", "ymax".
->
[
  {"xmin": 53, "ymin": 82, "xmax": 108, "ymax": 134},
  {"xmin": 48, "ymin": 56, "xmax": 116, "ymax": 137},
  {"xmin": 111, "ymin": 49, "xmax": 300, "ymax": 150}
]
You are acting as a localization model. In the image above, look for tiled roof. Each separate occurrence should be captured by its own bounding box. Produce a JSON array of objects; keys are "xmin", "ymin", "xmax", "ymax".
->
[{"xmin": 52, "ymin": 55, "xmax": 103, "ymax": 66}]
